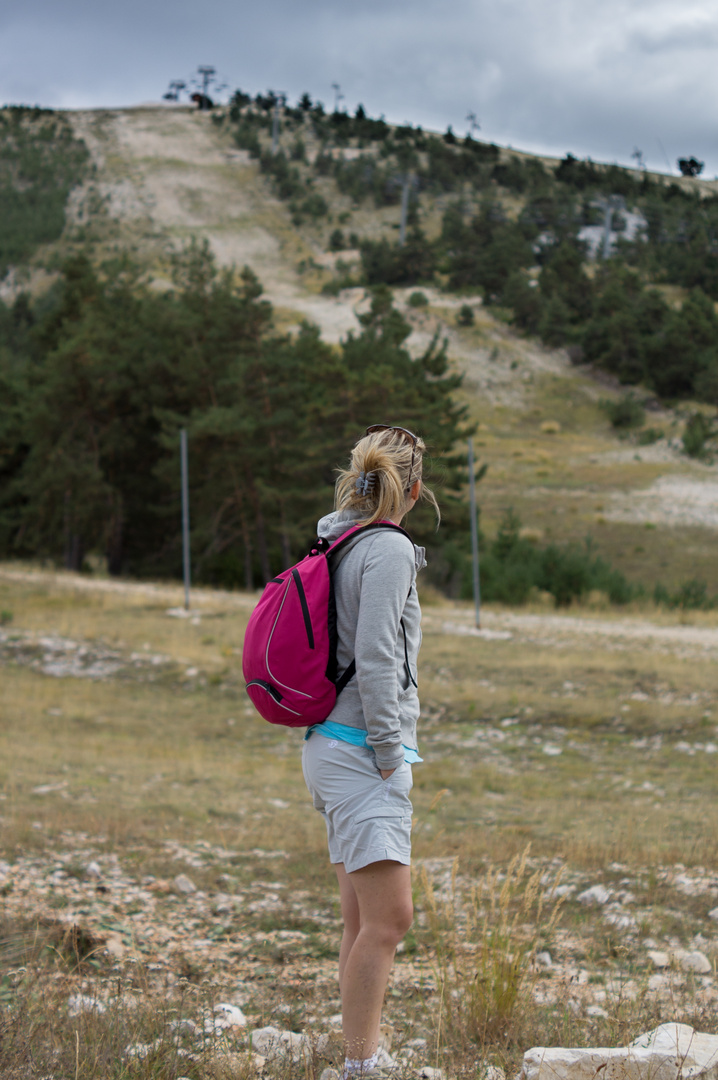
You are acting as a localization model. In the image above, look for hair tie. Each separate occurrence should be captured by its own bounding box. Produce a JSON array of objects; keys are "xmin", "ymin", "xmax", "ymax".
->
[{"xmin": 356, "ymin": 470, "xmax": 376, "ymax": 497}]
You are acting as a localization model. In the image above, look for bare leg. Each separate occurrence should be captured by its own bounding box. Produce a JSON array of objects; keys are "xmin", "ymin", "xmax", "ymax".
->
[
  {"xmin": 339, "ymin": 860, "xmax": 413, "ymax": 1064},
  {"xmin": 335, "ymin": 863, "xmax": 361, "ymax": 991}
]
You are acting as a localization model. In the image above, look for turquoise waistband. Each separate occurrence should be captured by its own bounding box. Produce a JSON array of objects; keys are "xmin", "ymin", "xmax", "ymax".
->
[{"xmin": 305, "ymin": 719, "xmax": 423, "ymax": 764}]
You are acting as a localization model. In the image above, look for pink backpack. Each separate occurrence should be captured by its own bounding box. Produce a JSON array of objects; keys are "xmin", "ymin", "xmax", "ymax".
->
[{"xmin": 243, "ymin": 521, "xmax": 411, "ymax": 726}]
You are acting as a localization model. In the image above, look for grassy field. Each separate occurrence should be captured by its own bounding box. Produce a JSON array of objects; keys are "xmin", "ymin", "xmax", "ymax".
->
[{"xmin": 2, "ymin": 567, "xmax": 718, "ymax": 1078}]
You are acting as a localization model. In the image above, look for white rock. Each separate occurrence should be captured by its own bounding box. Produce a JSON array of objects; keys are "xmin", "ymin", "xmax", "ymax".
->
[
  {"xmin": 250, "ymin": 1026, "xmax": 283, "ymax": 1055},
  {"xmin": 418, "ymin": 1069, "xmax": 444, "ymax": 1080},
  {"xmin": 604, "ymin": 912, "xmax": 636, "ymax": 931},
  {"xmin": 170, "ymin": 1019, "xmax": 199, "ymax": 1035},
  {"xmin": 125, "ymin": 1039, "xmax": 162, "ymax": 1059},
  {"xmin": 677, "ymin": 950, "xmax": 712, "ymax": 975},
  {"xmin": 249, "ymin": 1026, "xmax": 311, "ymax": 1062},
  {"xmin": 647, "ymin": 950, "xmax": 670, "ymax": 969},
  {"xmin": 68, "ymin": 994, "xmax": 106, "ymax": 1016},
  {"xmin": 174, "ymin": 873, "xmax": 197, "ymax": 894},
  {"xmin": 586, "ymin": 1006, "xmax": 608, "ymax": 1018},
  {"xmin": 485, "ymin": 1067, "xmax": 506, "ymax": 1080},
  {"xmin": 85, "ymin": 860, "xmax": 102, "ymax": 878},
  {"xmin": 521, "ymin": 1023, "xmax": 718, "ymax": 1080},
  {"xmin": 577, "ymin": 884, "xmax": 611, "ymax": 906},
  {"xmin": 213, "ymin": 1002, "xmax": 247, "ymax": 1027},
  {"xmin": 536, "ymin": 951, "xmax": 553, "ymax": 968},
  {"xmin": 103, "ymin": 932, "xmax": 125, "ymax": 959},
  {"xmin": 647, "ymin": 974, "xmax": 668, "ymax": 991},
  {"xmin": 407, "ymin": 1038, "xmax": 428, "ymax": 1049},
  {"xmin": 708, "ymin": 908, "xmax": 718, "ymax": 922}
]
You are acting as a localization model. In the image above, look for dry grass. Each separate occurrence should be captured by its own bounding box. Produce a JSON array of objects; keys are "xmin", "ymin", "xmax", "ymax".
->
[{"xmin": 2, "ymin": 568, "xmax": 718, "ymax": 1077}]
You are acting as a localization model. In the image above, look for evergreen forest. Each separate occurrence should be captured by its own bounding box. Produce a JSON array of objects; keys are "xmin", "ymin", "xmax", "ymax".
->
[{"xmin": 0, "ymin": 98, "xmax": 717, "ymax": 604}]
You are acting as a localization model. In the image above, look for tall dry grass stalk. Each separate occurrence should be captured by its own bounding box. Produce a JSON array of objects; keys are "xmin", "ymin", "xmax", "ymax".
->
[{"xmin": 420, "ymin": 847, "xmax": 563, "ymax": 1055}]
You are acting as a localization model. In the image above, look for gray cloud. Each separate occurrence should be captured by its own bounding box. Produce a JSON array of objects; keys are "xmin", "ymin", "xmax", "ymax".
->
[{"xmin": 1, "ymin": 0, "xmax": 717, "ymax": 175}]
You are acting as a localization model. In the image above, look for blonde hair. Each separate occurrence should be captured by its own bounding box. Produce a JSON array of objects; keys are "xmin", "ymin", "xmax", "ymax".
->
[{"xmin": 335, "ymin": 428, "xmax": 440, "ymax": 527}]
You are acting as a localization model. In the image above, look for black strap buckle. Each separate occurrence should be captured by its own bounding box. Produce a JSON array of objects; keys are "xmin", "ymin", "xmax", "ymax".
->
[{"xmin": 310, "ymin": 536, "xmax": 331, "ymax": 556}]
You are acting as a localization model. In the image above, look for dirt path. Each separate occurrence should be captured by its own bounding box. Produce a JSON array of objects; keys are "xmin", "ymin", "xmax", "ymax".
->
[
  {"xmin": 432, "ymin": 606, "xmax": 718, "ymax": 658},
  {"xmin": 4, "ymin": 564, "xmax": 718, "ymax": 658}
]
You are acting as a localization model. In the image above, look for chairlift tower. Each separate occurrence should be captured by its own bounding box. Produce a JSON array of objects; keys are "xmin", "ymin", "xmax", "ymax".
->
[
  {"xmin": 602, "ymin": 194, "xmax": 624, "ymax": 260},
  {"xmin": 198, "ymin": 66, "xmax": 216, "ymax": 98},
  {"xmin": 271, "ymin": 92, "xmax": 287, "ymax": 154},
  {"xmin": 631, "ymin": 147, "xmax": 645, "ymax": 171},
  {"xmin": 331, "ymin": 82, "xmax": 344, "ymax": 113},
  {"xmin": 163, "ymin": 80, "xmax": 186, "ymax": 102},
  {"xmin": 466, "ymin": 111, "xmax": 480, "ymax": 137}
]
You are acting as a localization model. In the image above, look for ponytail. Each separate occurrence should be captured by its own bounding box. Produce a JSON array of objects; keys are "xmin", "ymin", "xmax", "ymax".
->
[{"xmin": 335, "ymin": 428, "xmax": 440, "ymax": 526}]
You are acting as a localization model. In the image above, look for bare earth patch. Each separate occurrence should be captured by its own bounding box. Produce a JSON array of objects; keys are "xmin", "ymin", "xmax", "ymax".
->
[{"xmin": 607, "ymin": 475, "xmax": 718, "ymax": 530}]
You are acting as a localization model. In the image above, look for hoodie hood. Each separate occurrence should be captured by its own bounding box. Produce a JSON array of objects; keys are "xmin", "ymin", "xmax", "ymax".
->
[{"xmin": 317, "ymin": 509, "xmax": 427, "ymax": 572}]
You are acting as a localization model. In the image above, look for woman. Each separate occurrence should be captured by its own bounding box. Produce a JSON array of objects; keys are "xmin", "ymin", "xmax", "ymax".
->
[{"xmin": 302, "ymin": 425, "xmax": 439, "ymax": 1079}]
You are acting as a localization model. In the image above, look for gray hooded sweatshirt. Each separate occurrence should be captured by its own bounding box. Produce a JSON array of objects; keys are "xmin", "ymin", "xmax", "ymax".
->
[{"xmin": 317, "ymin": 509, "xmax": 426, "ymax": 772}]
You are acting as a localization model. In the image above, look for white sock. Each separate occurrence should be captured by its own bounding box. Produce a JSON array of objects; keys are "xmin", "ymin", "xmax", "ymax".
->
[{"xmin": 343, "ymin": 1051, "xmax": 379, "ymax": 1078}]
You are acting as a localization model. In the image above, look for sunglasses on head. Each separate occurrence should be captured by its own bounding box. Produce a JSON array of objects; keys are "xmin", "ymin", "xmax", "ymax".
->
[{"xmin": 365, "ymin": 424, "xmax": 419, "ymax": 493}]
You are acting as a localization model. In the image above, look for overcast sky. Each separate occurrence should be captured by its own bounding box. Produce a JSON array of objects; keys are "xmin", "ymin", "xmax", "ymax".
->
[{"xmin": 2, "ymin": 0, "xmax": 718, "ymax": 177}]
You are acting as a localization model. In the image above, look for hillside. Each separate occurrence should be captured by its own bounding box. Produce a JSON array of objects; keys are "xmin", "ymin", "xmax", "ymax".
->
[{"xmin": 1, "ymin": 103, "xmax": 718, "ymax": 597}]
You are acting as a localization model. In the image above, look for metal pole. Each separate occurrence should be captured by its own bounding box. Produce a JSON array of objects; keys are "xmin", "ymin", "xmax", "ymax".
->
[
  {"xmin": 180, "ymin": 429, "xmax": 191, "ymax": 611},
  {"xmin": 468, "ymin": 438, "xmax": 481, "ymax": 629}
]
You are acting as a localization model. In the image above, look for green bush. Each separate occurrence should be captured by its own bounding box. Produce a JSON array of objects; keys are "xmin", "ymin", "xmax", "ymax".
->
[
  {"xmin": 478, "ymin": 510, "xmax": 635, "ymax": 607},
  {"xmin": 329, "ymin": 228, "xmax": 345, "ymax": 252},
  {"xmin": 637, "ymin": 427, "xmax": 663, "ymax": 445},
  {"xmin": 408, "ymin": 291, "xmax": 429, "ymax": 308},
  {"xmin": 360, "ymin": 229, "xmax": 435, "ymax": 286},
  {"xmin": 600, "ymin": 394, "xmax": 646, "ymax": 429},
  {"xmin": 296, "ymin": 192, "xmax": 329, "ymax": 220},
  {"xmin": 654, "ymin": 579, "xmax": 717, "ymax": 610},
  {"xmin": 233, "ymin": 123, "xmax": 261, "ymax": 157},
  {"xmin": 682, "ymin": 412, "xmax": 714, "ymax": 458},
  {"xmin": 456, "ymin": 304, "xmax": 475, "ymax": 327}
]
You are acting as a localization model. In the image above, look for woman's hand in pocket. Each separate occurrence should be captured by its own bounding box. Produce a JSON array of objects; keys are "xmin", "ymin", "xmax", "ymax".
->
[{"xmin": 380, "ymin": 768, "xmax": 396, "ymax": 780}]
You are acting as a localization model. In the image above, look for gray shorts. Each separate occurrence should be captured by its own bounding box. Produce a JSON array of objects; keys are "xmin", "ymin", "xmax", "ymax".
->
[{"xmin": 302, "ymin": 733, "xmax": 413, "ymax": 874}]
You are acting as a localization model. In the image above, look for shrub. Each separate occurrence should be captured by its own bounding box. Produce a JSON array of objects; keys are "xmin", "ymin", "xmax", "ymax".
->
[
  {"xmin": 292, "ymin": 192, "xmax": 329, "ymax": 222},
  {"xmin": 234, "ymin": 123, "xmax": 261, "ymax": 157},
  {"xmin": 654, "ymin": 579, "xmax": 717, "ymax": 610},
  {"xmin": 329, "ymin": 228, "xmax": 345, "ymax": 252},
  {"xmin": 478, "ymin": 510, "xmax": 635, "ymax": 607},
  {"xmin": 600, "ymin": 394, "xmax": 646, "ymax": 429},
  {"xmin": 682, "ymin": 412, "xmax": 714, "ymax": 458},
  {"xmin": 408, "ymin": 291, "xmax": 428, "ymax": 308},
  {"xmin": 360, "ymin": 229, "xmax": 435, "ymax": 286},
  {"xmin": 456, "ymin": 304, "xmax": 475, "ymax": 327}
]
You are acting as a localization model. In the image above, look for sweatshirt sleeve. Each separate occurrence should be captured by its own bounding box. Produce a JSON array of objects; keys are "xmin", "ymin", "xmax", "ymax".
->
[{"xmin": 354, "ymin": 533, "xmax": 415, "ymax": 771}]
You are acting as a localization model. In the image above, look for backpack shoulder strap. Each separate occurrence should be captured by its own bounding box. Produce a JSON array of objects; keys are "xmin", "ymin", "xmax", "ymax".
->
[
  {"xmin": 325, "ymin": 520, "xmax": 413, "ymax": 560},
  {"xmin": 325, "ymin": 521, "xmax": 415, "ymax": 697}
]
